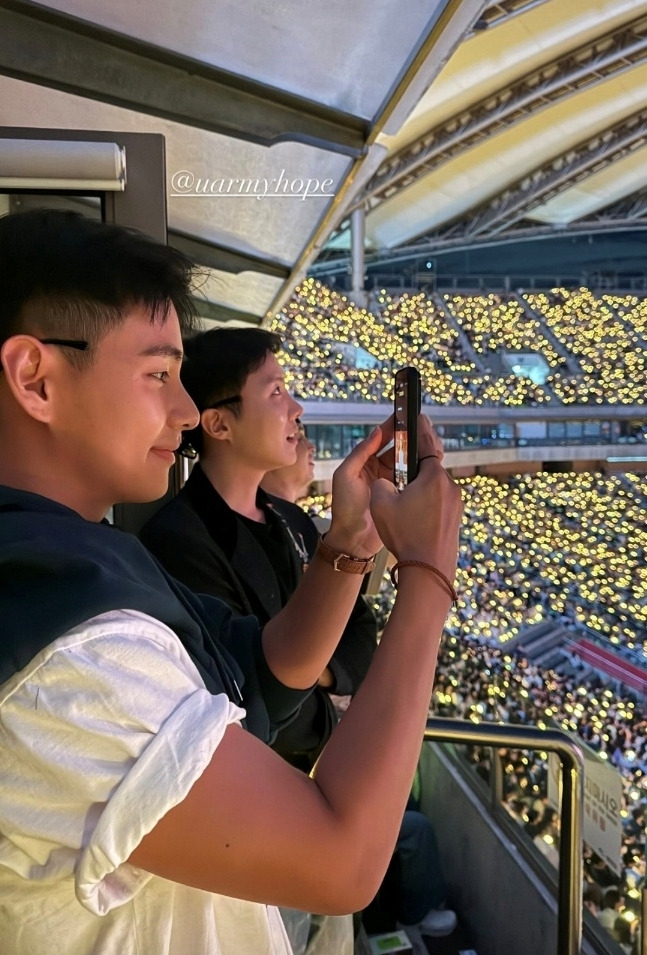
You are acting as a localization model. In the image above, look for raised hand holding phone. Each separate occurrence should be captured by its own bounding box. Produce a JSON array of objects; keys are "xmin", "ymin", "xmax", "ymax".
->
[{"xmin": 372, "ymin": 414, "xmax": 460, "ymax": 580}]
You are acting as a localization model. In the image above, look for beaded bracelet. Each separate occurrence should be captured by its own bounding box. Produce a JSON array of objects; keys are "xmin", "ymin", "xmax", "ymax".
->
[{"xmin": 389, "ymin": 560, "xmax": 458, "ymax": 603}]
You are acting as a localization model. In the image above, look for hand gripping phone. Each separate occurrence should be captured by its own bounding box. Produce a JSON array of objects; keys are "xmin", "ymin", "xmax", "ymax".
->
[{"xmin": 394, "ymin": 366, "xmax": 421, "ymax": 491}]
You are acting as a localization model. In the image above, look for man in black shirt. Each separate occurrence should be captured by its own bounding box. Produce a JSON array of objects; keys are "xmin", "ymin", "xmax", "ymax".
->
[
  {"xmin": 140, "ymin": 328, "xmax": 379, "ymax": 954},
  {"xmin": 140, "ymin": 328, "xmax": 377, "ymax": 772}
]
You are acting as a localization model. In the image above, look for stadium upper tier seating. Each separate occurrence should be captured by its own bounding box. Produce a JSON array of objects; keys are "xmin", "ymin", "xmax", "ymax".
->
[{"xmin": 271, "ymin": 279, "xmax": 647, "ymax": 408}]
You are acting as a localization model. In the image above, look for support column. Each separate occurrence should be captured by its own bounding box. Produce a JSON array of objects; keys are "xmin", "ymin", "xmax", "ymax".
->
[{"xmin": 350, "ymin": 206, "xmax": 368, "ymax": 310}]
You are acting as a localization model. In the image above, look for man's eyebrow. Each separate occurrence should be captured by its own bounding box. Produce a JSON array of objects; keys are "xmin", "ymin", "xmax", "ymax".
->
[{"xmin": 138, "ymin": 344, "xmax": 184, "ymax": 360}]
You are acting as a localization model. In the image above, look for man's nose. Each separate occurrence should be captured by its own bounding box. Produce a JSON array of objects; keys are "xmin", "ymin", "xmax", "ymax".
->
[
  {"xmin": 290, "ymin": 395, "xmax": 304, "ymax": 419},
  {"xmin": 173, "ymin": 382, "xmax": 200, "ymax": 431}
]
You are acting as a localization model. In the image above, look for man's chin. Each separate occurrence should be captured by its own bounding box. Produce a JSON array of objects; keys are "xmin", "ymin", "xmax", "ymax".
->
[
  {"xmin": 123, "ymin": 480, "xmax": 172, "ymax": 506},
  {"xmin": 281, "ymin": 450, "xmax": 299, "ymax": 467}
]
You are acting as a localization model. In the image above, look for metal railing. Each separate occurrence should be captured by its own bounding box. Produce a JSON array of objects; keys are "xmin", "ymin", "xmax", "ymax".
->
[{"xmin": 424, "ymin": 718, "xmax": 585, "ymax": 955}]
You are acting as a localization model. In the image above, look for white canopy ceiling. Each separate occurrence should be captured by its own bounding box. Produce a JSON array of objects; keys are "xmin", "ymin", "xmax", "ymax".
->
[
  {"xmin": 325, "ymin": 0, "xmax": 647, "ymax": 261},
  {"xmin": 1, "ymin": 0, "xmax": 646, "ymax": 320},
  {"xmin": 0, "ymin": 0, "xmax": 484, "ymax": 323}
]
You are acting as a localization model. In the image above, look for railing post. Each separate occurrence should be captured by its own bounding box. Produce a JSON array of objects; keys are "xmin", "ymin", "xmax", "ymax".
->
[{"xmin": 490, "ymin": 745, "xmax": 505, "ymax": 812}]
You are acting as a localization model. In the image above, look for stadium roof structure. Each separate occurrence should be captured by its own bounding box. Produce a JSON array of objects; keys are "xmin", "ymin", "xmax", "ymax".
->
[
  {"xmin": 1, "ymin": 0, "xmax": 646, "ymax": 323},
  {"xmin": 315, "ymin": 0, "xmax": 647, "ymax": 292}
]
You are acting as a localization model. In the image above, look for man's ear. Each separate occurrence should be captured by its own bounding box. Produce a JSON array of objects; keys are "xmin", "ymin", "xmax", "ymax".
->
[
  {"xmin": 201, "ymin": 407, "xmax": 232, "ymax": 443},
  {"xmin": 0, "ymin": 336, "xmax": 55, "ymax": 422}
]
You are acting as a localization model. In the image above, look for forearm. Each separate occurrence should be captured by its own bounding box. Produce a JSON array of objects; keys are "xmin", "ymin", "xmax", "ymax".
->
[
  {"xmin": 129, "ymin": 570, "xmax": 454, "ymax": 915},
  {"xmin": 325, "ymin": 596, "xmax": 377, "ymax": 694},
  {"xmin": 262, "ymin": 548, "xmax": 365, "ymax": 688},
  {"xmin": 312, "ymin": 569, "xmax": 451, "ymax": 888}
]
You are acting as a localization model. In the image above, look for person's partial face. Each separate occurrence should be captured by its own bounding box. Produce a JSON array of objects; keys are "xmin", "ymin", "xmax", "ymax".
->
[
  {"xmin": 227, "ymin": 353, "xmax": 303, "ymax": 472},
  {"xmin": 52, "ymin": 303, "xmax": 199, "ymax": 518},
  {"xmin": 285, "ymin": 423, "xmax": 316, "ymax": 491},
  {"xmin": 296, "ymin": 425, "xmax": 316, "ymax": 483}
]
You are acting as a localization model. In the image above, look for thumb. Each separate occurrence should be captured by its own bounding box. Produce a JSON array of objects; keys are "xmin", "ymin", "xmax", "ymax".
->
[{"xmin": 371, "ymin": 476, "xmax": 399, "ymax": 507}]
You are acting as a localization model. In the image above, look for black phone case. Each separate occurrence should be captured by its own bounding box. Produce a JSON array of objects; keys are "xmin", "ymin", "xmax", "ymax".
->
[{"xmin": 394, "ymin": 367, "xmax": 421, "ymax": 485}]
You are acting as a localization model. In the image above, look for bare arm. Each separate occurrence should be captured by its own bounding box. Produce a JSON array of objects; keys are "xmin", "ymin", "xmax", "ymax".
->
[
  {"xmin": 129, "ymin": 418, "xmax": 464, "ymax": 915},
  {"xmin": 260, "ymin": 547, "xmax": 366, "ymax": 689},
  {"xmin": 260, "ymin": 422, "xmax": 391, "ymax": 689}
]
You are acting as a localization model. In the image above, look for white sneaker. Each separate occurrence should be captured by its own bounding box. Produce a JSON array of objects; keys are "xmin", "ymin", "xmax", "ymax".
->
[{"xmin": 398, "ymin": 907, "xmax": 457, "ymax": 938}]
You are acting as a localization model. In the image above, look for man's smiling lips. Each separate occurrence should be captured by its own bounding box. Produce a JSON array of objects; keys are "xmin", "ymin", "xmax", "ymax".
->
[{"xmin": 151, "ymin": 445, "xmax": 179, "ymax": 462}]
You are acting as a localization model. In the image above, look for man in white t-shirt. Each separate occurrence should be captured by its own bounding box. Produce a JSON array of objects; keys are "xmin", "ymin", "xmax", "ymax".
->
[{"xmin": 0, "ymin": 209, "xmax": 463, "ymax": 955}]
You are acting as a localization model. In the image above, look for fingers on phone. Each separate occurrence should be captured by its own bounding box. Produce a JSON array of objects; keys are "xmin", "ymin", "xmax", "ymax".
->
[{"xmin": 418, "ymin": 415, "xmax": 444, "ymax": 461}]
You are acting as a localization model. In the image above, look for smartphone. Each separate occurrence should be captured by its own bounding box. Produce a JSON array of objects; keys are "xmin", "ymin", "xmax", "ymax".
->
[{"xmin": 394, "ymin": 367, "xmax": 421, "ymax": 491}]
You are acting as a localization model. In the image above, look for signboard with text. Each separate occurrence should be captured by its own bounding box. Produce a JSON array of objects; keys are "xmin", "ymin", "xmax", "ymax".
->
[{"xmin": 548, "ymin": 738, "xmax": 623, "ymax": 875}]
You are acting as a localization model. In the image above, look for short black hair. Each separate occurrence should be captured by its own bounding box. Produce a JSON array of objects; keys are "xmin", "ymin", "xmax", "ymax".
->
[
  {"xmin": 0, "ymin": 208, "xmax": 199, "ymax": 368},
  {"xmin": 180, "ymin": 327, "xmax": 282, "ymax": 455},
  {"xmin": 602, "ymin": 887, "xmax": 621, "ymax": 909}
]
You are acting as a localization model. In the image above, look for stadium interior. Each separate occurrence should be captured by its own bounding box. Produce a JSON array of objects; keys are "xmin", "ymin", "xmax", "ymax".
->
[{"xmin": 0, "ymin": 0, "xmax": 646, "ymax": 953}]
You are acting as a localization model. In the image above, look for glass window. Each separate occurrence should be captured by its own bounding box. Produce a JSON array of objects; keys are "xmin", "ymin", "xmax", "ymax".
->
[
  {"xmin": 307, "ymin": 424, "xmax": 373, "ymax": 459},
  {"xmin": 548, "ymin": 422, "xmax": 566, "ymax": 440},
  {"xmin": 582, "ymin": 420, "xmax": 601, "ymax": 439}
]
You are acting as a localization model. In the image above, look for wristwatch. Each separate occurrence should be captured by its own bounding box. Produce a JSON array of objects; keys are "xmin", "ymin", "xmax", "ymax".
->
[{"xmin": 316, "ymin": 534, "xmax": 377, "ymax": 574}]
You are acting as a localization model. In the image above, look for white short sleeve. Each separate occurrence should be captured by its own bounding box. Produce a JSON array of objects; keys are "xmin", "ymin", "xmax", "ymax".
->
[{"xmin": 0, "ymin": 610, "xmax": 246, "ymax": 916}]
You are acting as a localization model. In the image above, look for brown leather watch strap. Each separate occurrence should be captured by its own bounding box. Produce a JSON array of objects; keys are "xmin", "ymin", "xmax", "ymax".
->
[{"xmin": 316, "ymin": 534, "xmax": 377, "ymax": 574}]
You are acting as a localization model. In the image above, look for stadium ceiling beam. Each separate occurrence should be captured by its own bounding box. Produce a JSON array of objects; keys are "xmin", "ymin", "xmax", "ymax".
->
[
  {"xmin": 469, "ymin": 0, "xmax": 551, "ymax": 34},
  {"xmin": 192, "ymin": 300, "xmax": 262, "ymax": 327},
  {"xmin": 588, "ymin": 187, "xmax": 647, "ymax": 222},
  {"xmin": 261, "ymin": 0, "xmax": 487, "ymax": 320},
  {"xmin": 426, "ymin": 107, "xmax": 647, "ymax": 241},
  {"xmin": 0, "ymin": 0, "xmax": 369, "ymax": 157},
  {"xmin": 168, "ymin": 232, "xmax": 291, "ymax": 280},
  {"xmin": 346, "ymin": 13, "xmax": 647, "ymax": 217},
  {"xmin": 309, "ymin": 218, "xmax": 647, "ymax": 276}
]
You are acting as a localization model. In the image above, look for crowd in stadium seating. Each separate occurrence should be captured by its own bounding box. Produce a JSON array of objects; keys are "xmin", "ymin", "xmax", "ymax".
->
[
  {"xmin": 442, "ymin": 291, "xmax": 565, "ymax": 368},
  {"xmin": 299, "ymin": 469, "xmax": 646, "ymax": 951},
  {"xmin": 272, "ymin": 280, "xmax": 462, "ymax": 405},
  {"xmin": 306, "ymin": 471, "xmax": 647, "ymax": 655},
  {"xmin": 455, "ymin": 471, "xmax": 647, "ymax": 653},
  {"xmin": 524, "ymin": 289, "xmax": 647, "ymax": 406},
  {"xmin": 270, "ymin": 279, "xmax": 647, "ymax": 408},
  {"xmin": 361, "ymin": 473, "xmax": 646, "ymax": 710},
  {"xmin": 431, "ymin": 635, "xmax": 645, "ymax": 953}
]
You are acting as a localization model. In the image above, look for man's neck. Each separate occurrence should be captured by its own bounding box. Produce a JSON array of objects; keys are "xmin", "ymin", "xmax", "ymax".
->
[
  {"xmin": 259, "ymin": 474, "xmax": 298, "ymax": 505},
  {"xmin": 199, "ymin": 454, "xmax": 265, "ymax": 521},
  {"xmin": 0, "ymin": 456, "xmax": 106, "ymax": 522}
]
